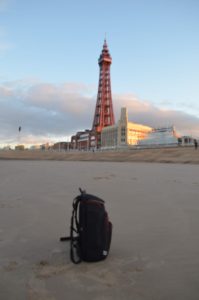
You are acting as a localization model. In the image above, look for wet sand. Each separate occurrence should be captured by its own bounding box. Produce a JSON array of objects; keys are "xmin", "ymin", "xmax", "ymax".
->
[{"xmin": 0, "ymin": 160, "xmax": 199, "ymax": 299}]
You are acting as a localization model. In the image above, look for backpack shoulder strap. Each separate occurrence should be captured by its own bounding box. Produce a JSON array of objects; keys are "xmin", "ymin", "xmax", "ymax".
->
[
  {"xmin": 70, "ymin": 195, "xmax": 82, "ymax": 263},
  {"xmin": 60, "ymin": 188, "xmax": 85, "ymax": 264}
]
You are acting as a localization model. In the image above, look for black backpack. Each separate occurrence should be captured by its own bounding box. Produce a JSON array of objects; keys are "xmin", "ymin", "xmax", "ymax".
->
[{"xmin": 60, "ymin": 188, "xmax": 112, "ymax": 264}]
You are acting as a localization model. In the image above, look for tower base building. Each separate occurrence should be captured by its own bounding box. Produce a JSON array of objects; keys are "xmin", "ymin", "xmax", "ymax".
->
[{"xmin": 71, "ymin": 130, "xmax": 97, "ymax": 151}]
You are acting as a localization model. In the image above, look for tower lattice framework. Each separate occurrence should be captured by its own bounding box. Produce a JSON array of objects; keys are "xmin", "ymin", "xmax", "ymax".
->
[{"xmin": 92, "ymin": 40, "xmax": 115, "ymax": 139}]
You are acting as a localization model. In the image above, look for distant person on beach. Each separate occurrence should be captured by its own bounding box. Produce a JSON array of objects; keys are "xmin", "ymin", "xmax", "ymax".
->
[{"xmin": 194, "ymin": 139, "xmax": 198, "ymax": 150}]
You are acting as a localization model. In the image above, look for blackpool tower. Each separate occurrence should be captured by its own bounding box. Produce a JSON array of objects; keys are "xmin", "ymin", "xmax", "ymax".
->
[{"xmin": 92, "ymin": 40, "xmax": 115, "ymax": 147}]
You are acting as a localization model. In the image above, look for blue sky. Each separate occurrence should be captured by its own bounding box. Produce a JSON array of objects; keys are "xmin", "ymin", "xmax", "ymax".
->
[{"xmin": 0, "ymin": 0, "xmax": 199, "ymax": 146}]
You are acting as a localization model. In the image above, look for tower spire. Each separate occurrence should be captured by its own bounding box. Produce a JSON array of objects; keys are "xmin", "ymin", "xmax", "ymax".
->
[{"xmin": 92, "ymin": 40, "xmax": 115, "ymax": 147}]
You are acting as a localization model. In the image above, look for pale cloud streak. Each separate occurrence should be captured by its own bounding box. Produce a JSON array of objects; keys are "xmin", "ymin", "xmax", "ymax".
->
[
  {"xmin": 0, "ymin": 0, "xmax": 8, "ymax": 11},
  {"xmin": 0, "ymin": 42, "xmax": 11, "ymax": 51},
  {"xmin": 24, "ymin": 83, "xmax": 94, "ymax": 116},
  {"xmin": 0, "ymin": 80, "xmax": 199, "ymax": 147},
  {"xmin": 0, "ymin": 23, "xmax": 13, "ymax": 56}
]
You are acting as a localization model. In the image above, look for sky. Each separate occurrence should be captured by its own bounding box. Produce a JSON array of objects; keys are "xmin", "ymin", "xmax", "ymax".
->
[{"xmin": 0, "ymin": 0, "xmax": 199, "ymax": 147}]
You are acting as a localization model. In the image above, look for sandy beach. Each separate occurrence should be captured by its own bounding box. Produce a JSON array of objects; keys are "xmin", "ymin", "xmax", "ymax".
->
[
  {"xmin": 0, "ymin": 146, "xmax": 199, "ymax": 164},
  {"xmin": 1, "ymin": 158, "xmax": 199, "ymax": 299}
]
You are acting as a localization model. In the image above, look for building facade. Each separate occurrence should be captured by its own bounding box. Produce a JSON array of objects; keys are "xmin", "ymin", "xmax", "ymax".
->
[
  {"xmin": 101, "ymin": 107, "xmax": 152, "ymax": 149},
  {"xmin": 71, "ymin": 130, "xmax": 97, "ymax": 151}
]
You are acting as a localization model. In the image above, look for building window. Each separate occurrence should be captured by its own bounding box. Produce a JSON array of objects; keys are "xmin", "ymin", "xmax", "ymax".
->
[
  {"xmin": 121, "ymin": 127, "xmax": 126, "ymax": 136},
  {"xmin": 121, "ymin": 127, "xmax": 126, "ymax": 143}
]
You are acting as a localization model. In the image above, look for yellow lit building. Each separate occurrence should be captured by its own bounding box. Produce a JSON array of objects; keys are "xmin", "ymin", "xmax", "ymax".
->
[{"xmin": 101, "ymin": 107, "xmax": 152, "ymax": 149}]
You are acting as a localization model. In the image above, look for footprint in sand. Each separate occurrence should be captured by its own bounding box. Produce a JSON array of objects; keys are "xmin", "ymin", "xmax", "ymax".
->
[{"xmin": 3, "ymin": 261, "xmax": 18, "ymax": 271}]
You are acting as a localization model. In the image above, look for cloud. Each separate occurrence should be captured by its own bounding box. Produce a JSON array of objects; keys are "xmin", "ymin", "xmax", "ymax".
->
[
  {"xmin": 0, "ymin": 80, "xmax": 95, "ymax": 146},
  {"xmin": 114, "ymin": 93, "xmax": 199, "ymax": 137},
  {"xmin": 0, "ymin": 80, "xmax": 199, "ymax": 147},
  {"xmin": 24, "ymin": 83, "xmax": 94, "ymax": 116}
]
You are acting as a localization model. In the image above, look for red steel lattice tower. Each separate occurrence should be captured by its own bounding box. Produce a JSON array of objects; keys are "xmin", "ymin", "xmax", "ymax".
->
[{"xmin": 92, "ymin": 40, "xmax": 115, "ymax": 142}]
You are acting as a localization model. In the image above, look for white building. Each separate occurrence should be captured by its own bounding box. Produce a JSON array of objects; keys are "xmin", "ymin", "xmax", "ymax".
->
[
  {"xmin": 138, "ymin": 126, "xmax": 179, "ymax": 146},
  {"xmin": 101, "ymin": 107, "xmax": 152, "ymax": 149}
]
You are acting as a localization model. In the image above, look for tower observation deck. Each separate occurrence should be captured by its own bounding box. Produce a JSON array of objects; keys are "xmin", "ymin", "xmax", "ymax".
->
[{"xmin": 92, "ymin": 40, "xmax": 115, "ymax": 141}]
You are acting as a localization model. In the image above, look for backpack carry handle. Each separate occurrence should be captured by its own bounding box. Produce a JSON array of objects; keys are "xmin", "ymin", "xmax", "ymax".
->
[{"xmin": 79, "ymin": 187, "xmax": 86, "ymax": 194}]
